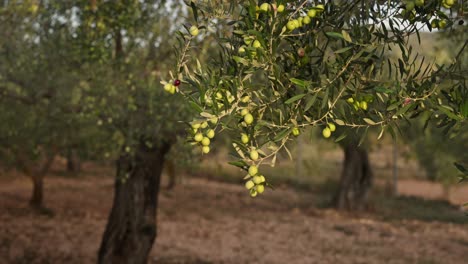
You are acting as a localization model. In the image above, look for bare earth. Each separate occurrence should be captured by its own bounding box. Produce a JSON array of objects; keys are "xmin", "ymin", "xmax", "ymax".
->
[{"xmin": 0, "ymin": 172, "xmax": 467, "ymax": 264}]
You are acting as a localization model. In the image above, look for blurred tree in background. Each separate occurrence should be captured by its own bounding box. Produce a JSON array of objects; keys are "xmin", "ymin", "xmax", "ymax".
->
[
  {"xmin": 0, "ymin": 0, "xmax": 197, "ymax": 261},
  {"xmin": 403, "ymin": 16, "xmax": 467, "ymax": 191},
  {"xmin": 0, "ymin": 1, "xmax": 93, "ymax": 208}
]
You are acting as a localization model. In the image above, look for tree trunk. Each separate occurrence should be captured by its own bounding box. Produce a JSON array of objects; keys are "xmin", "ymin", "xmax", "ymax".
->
[
  {"xmin": 66, "ymin": 148, "xmax": 81, "ymax": 174},
  {"xmin": 98, "ymin": 141, "xmax": 171, "ymax": 264},
  {"xmin": 165, "ymin": 159, "xmax": 176, "ymax": 190},
  {"xmin": 333, "ymin": 143, "xmax": 373, "ymax": 210},
  {"xmin": 30, "ymin": 175, "xmax": 44, "ymax": 208},
  {"xmin": 22, "ymin": 151, "xmax": 56, "ymax": 209}
]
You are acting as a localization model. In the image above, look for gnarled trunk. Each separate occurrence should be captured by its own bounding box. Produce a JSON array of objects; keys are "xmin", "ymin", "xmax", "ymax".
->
[
  {"xmin": 333, "ymin": 143, "xmax": 373, "ymax": 210},
  {"xmin": 98, "ymin": 141, "xmax": 171, "ymax": 264}
]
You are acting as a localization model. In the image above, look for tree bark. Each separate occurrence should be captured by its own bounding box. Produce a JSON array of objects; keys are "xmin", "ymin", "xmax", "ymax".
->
[
  {"xmin": 66, "ymin": 148, "xmax": 81, "ymax": 174},
  {"xmin": 19, "ymin": 150, "xmax": 56, "ymax": 209},
  {"xmin": 98, "ymin": 141, "xmax": 171, "ymax": 264},
  {"xmin": 333, "ymin": 143, "xmax": 373, "ymax": 210},
  {"xmin": 165, "ymin": 159, "xmax": 176, "ymax": 190},
  {"xmin": 30, "ymin": 175, "xmax": 44, "ymax": 208}
]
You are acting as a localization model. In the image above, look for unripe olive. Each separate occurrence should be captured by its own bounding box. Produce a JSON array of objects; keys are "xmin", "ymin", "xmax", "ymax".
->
[
  {"xmin": 360, "ymin": 101, "xmax": 368, "ymax": 110},
  {"xmin": 256, "ymin": 185, "xmax": 265, "ymax": 194},
  {"xmin": 201, "ymin": 137, "xmax": 210, "ymax": 146},
  {"xmin": 286, "ymin": 20, "xmax": 296, "ymax": 31},
  {"xmin": 245, "ymin": 180, "xmax": 255, "ymax": 189},
  {"xmin": 250, "ymin": 189, "xmax": 258, "ymax": 197},
  {"xmin": 210, "ymin": 117, "xmax": 218, "ymax": 124},
  {"xmin": 307, "ymin": 9, "xmax": 317, "ymax": 18},
  {"xmin": 322, "ymin": 127, "xmax": 331, "ymax": 138},
  {"xmin": 164, "ymin": 83, "xmax": 173, "ymax": 92},
  {"xmin": 259, "ymin": 3, "xmax": 270, "ymax": 12},
  {"xmin": 253, "ymin": 176, "xmax": 263, "ymax": 184},
  {"xmin": 277, "ymin": 4, "xmax": 285, "ymax": 12},
  {"xmin": 292, "ymin": 19, "xmax": 300, "ymax": 28},
  {"xmin": 241, "ymin": 108, "xmax": 249, "ymax": 116},
  {"xmin": 438, "ymin": 19, "xmax": 447, "ymax": 29},
  {"xmin": 259, "ymin": 175, "xmax": 266, "ymax": 183},
  {"xmin": 250, "ymin": 149, "xmax": 259, "ymax": 161},
  {"xmin": 202, "ymin": 146, "xmax": 210, "ymax": 154},
  {"xmin": 248, "ymin": 165, "xmax": 258, "ymax": 176},
  {"xmin": 194, "ymin": 133, "xmax": 203, "ymax": 142},
  {"xmin": 244, "ymin": 113, "xmax": 254, "ymax": 124},
  {"xmin": 315, "ymin": 4, "xmax": 325, "ymax": 12},
  {"xmin": 241, "ymin": 133, "xmax": 249, "ymax": 144},
  {"xmin": 206, "ymin": 129, "xmax": 215, "ymax": 139},
  {"xmin": 443, "ymin": 0, "xmax": 454, "ymax": 8},
  {"xmin": 252, "ymin": 40, "xmax": 261, "ymax": 48},
  {"xmin": 189, "ymin": 26, "xmax": 199, "ymax": 36},
  {"xmin": 292, "ymin": 127, "xmax": 300, "ymax": 136}
]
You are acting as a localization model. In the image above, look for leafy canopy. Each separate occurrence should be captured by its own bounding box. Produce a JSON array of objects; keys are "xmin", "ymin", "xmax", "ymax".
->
[{"xmin": 164, "ymin": 0, "xmax": 466, "ymax": 197}]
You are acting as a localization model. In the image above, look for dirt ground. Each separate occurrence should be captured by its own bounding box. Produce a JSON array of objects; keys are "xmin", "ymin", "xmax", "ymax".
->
[{"xmin": 0, "ymin": 169, "xmax": 467, "ymax": 264}]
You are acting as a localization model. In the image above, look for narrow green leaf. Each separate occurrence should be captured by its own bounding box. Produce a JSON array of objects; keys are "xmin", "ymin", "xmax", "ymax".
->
[
  {"xmin": 321, "ymin": 89, "xmax": 329, "ymax": 109},
  {"xmin": 395, "ymin": 103, "xmax": 413, "ymax": 116},
  {"xmin": 189, "ymin": 101, "xmax": 203, "ymax": 113},
  {"xmin": 334, "ymin": 133, "xmax": 347, "ymax": 143},
  {"xmin": 290, "ymin": 78, "xmax": 308, "ymax": 88},
  {"xmin": 285, "ymin": 94, "xmax": 306, "ymax": 104},
  {"xmin": 341, "ymin": 30, "xmax": 352, "ymax": 42},
  {"xmin": 233, "ymin": 56, "xmax": 248, "ymax": 65},
  {"xmin": 200, "ymin": 112, "xmax": 214, "ymax": 118},
  {"xmin": 273, "ymin": 129, "xmax": 290, "ymax": 142},
  {"xmin": 363, "ymin": 118, "xmax": 376, "ymax": 125},
  {"xmin": 358, "ymin": 127, "xmax": 369, "ymax": 146},
  {"xmin": 325, "ymin": 32, "xmax": 344, "ymax": 39},
  {"xmin": 334, "ymin": 46, "xmax": 353, "ymax": 54},
  {"xmin": 437, "ymin": 106, "xmax": 461, "ymax": 121},
  {"xmin": 232, "ymin": 143, "xmax": 246, "ymax": 159},
  {"xmin": 304, "ymin": 93, "xmax": 319, "ymax": 111},
  {"xmin": 190, "ymin": 1, "xmax": 198, "ymax": 23},
  {"xmin": 228, "ymin": 160, "xmax": 248, "ymax": 169},
  {"xmin": 386, "ymin": 102, "xmax": 400, "ymax": 111},
  {"xmin": 398, "ymin": 59, "xmax": 405, "ymax": 78}
]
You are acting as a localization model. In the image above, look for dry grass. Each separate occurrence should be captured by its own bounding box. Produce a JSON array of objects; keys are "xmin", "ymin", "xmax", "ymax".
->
[{"xmin": 0, "ymin": 167, "xmax": 467, "ymax": 264}]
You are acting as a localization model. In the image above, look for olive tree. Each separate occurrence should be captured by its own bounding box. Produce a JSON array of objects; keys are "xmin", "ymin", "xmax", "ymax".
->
[
  {"xmin": 68, "ymin": 1, "xmax": 199, "ymax": 263},
  {"xmin": 165, "ymin": 0, "xmax": 466, "ymax": 206},
  {"xmin": 0, "ymin": 1, "xmax": 90, "ymax": 208}
]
